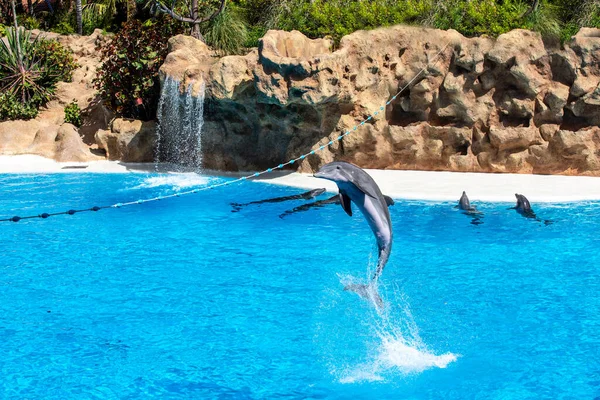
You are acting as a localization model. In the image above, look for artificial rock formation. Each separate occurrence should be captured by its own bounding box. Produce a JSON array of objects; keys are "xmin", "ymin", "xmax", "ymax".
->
[
  {"xmin": 95, "ymin": 118, "xmax": 157, "ymax": 162},
  {"xmin": 0, "ymin": 29, "xmax": 111, "ymax": 162},
  {"xmin": 161, "ymin": 26, "xmax": 600, "ymax": 176}
]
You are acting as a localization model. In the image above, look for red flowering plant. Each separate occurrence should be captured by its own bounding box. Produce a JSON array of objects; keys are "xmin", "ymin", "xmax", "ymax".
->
[{"xmin": 94, "ymin": 17, "xmax": 184, "ymax": 120}]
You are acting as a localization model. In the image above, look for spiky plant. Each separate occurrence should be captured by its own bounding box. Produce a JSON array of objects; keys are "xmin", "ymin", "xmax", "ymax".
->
[
  {"xmin": 0, "ymin": 27, "xmax": 53, "ymax": 105},
  {"xmin": 203, "ymin": 6, "xmax": 248, "ymax": 55},
  {"xmin": 578, "ymin": 0, "xmax": 600, "ymax": 28},
  {"xmin": 523, "ymin": 1, "xmax": 562, "ymax": 42}
]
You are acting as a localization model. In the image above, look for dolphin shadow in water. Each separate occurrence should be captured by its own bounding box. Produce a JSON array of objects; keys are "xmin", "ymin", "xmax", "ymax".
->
[
  {"xmin": 279, "ymin": 194, "xmax": 394, "ymax": 219},
  {"xmin": 509, "ymin": 193, "xmax": 553, "ymax": 225},
  {"xmin": 314, "ymin": 161, "xmax": 393, "ymax": 310},
  {"xmin": 231, "ymin": 188, "xmax": 326, "ymax": 212},
  {"xmin": 455, "ymin": 191, "xmax": 484, "ymax": 225}
]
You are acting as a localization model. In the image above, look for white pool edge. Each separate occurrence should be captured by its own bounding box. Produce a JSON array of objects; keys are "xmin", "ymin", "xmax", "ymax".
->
[{"xmin": 2, "ymin": 155, "xmax": 600, "ymax": 203}]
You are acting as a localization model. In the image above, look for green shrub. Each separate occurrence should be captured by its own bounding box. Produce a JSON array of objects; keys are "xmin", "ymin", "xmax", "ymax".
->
[
  {"xmin": 64, "ymin": 100, "xmax": 82, "ymax": 127},
  {"xmin": 19, "ymin": 14, "xmax": 42, "ymax": 30},
  {"xmin": 35, "ymin": 38, "xmax": 79, "ymax": 83},
  {"xmin": 0, "ymin": 92, "xmax": 38, "ymax": 122},
  {"xmin": 51, "ymin": 19, "xmax": 76, "ymax": 35},
  {"xmin": 0, "ymin": 28, "xmax": 52, "ymax": 105},
  {"xmin": 578, "ymin": 0, "xmax": 600, "ymax": 28},
  {"xmin": 0, "ymin": 28, "xmax": 78, "ymax": 121},
  {"xmin": 0, "ymin": 24, "xmax": 7, "ymax": 37},
  {"xmin": 95, "ymin": 17, "xmax": 184, "ymax": 120},
  {"xmin": 274, "ymin": 0, "xmax": 428, "ymax": 44},
  {"xmin": 425, "ymin": 0, "xmax": 526, "ymax": 38},
  {"xmin": 245, "ymin": 24, "xmax": 266, "ymax": 48},
  {"xmin": 203, "ymin": 6, "xmax": 249, "ymax": 55}
]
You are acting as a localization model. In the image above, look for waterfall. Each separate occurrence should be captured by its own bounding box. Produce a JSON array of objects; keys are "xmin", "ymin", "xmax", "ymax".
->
[{"xmin": 155, "ymin": 76, "xmax": 206, "ymax": 170}]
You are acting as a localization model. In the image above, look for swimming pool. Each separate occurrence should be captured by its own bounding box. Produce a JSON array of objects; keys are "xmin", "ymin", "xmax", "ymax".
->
[{"xmin": 1, "ymin": 173, "xmax": 599, "ymax": 399}]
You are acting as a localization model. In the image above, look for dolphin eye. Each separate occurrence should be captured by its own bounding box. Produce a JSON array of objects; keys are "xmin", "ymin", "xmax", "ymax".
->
[{"xmin": 336, "ymin": 166, "xmax": 340, "ymax": 170}]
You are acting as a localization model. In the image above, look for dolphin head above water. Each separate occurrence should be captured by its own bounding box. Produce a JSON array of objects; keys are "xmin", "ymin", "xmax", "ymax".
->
[
  {"xmin": 313, "ymin": 162, "xmax": 353, "ymax": 184},
  {"xmin": 458, "ymin": 191, "xmax": 471, "ymax": 210}
]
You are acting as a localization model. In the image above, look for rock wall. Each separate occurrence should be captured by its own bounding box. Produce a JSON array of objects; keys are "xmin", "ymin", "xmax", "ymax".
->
[
  {"xmin": 0, "ymin": 29, "xmax": 112, "ymax": 162},
  {"xmin": 161, "ymin": 25, "xmax": 600, "ymax": 175}
]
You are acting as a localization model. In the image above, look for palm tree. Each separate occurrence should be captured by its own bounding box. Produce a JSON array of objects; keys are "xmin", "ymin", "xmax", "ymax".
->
[
  {"xmin": 152, "ymin": 0, "xmax": 226, "ymax": 41},
  {"xmin": 10, "ymin": 0, "xmax": 18, "ymax": 29},
  {"xmin": 76, "ymin": 0, "xmax": 83, "ymax": 34}
]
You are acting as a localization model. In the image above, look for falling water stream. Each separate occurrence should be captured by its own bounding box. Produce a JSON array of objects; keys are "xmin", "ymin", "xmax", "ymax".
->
[{"xmin": 155, "ymin": 76, "xmax": 206, "ymax": 170}]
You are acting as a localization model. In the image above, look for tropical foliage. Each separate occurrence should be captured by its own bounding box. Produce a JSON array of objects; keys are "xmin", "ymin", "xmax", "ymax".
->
[
  {"xmin": 94, "ymin": 17, "xmax": 184, "ymax": 120},
  {"xmin": 64, "ymin": 100, "xmax": 82, "ymax": 126},
  {"xmin": 0, "ymin": 92, "xmax": 39, "ymax": 121},
  {"xmin": 0, "ymin": 27, "xmax": 78, "ymax": 121},
  {"xmin": 0, "ymin": 28, "xmax": 51, "ymax": 105},
  {"xmin": 203, "ymin": 5, "xmax": 248, "ymax": 54}
]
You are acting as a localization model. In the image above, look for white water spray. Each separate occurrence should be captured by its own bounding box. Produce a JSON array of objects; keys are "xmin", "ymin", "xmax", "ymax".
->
[{"xmin": 155, "ymin": 76, "xmax": 206, "ymax": 170}]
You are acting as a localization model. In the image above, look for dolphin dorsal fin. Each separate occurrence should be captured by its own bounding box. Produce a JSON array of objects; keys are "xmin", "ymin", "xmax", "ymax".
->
[
  {"xmin": 383, "ymin": 195, "xmax": 394, "ymax": 207},
  {"xmin": 339, "ymin": 193, "xmax": 352, "ymax": 217}
]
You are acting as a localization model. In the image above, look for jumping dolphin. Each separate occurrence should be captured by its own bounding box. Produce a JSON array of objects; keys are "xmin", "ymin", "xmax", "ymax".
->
[
  {"xmin": 279, "ymin": 194, "xmax": 395, "ymax": 219},
  {"xmin": 456, "ymin": 191, "xmax": 484, "ymax": 225},
  {"xmin": 314, "ymin": 161, "xmax": 392, "ymax": 307},
  {"xmin": 231, "ymin": 188, "xmax": 326, "ymax": 212}
]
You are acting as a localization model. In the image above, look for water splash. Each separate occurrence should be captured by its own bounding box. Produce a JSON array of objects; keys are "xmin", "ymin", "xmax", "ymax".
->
[
  {"xmin": 336, "ymin": 287, "xmax": 458, "ymax": 383},
  {"xmin": 132, "ymin": 174, "xmax": 212, "ymax": 191},
  {"xmin": 156, "ymin": 76, "xmax": 206, "ymax": 170}
]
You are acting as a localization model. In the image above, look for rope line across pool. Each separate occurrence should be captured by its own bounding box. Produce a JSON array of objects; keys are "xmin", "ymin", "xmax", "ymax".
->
[{"xmin": 1, "ymin": 42, "xmax": 452, "ymax": 223}]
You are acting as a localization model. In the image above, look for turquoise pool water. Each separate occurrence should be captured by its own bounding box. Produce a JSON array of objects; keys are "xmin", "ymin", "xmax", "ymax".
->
[{"xmin": 1, "ymin": 173, "xmax": 599, "ymax": 399}]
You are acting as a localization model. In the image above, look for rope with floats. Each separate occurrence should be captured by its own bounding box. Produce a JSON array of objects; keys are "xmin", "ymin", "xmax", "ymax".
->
[{"xmin": 0, "ymin": 42, "xmax": 452, "ymax": 223}]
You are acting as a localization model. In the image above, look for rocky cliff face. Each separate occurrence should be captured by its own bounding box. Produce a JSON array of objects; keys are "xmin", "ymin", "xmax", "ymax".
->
[
  {"xmin": 0, "ymin": 29, "xmax": 112, "ymax": 162},
  {"xmin": 161, "ymin": 25, "xmax": 600, "ymax": 175}
]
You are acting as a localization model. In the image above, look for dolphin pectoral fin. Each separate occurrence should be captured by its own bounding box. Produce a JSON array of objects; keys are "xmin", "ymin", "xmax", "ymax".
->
[
  {"xmin": 339, "ymin": 193, "xmax": 353, "ymax": 217},
  {"xmin": 383, "ymin": 195, "xmax": 395, "ymax": 207},
  {"xmin": 344, "ymin": 283, "xmax": 384, "ymax": 309}
]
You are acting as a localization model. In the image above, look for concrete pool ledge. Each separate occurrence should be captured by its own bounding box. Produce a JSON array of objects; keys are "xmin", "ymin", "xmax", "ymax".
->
[
  {"xmin": 2, "ymin": 155, "xmax": 600, "ymax": 203},
  {"xmin": 255, "ymin": 170, "xmax": 600, "ymax": 203}
]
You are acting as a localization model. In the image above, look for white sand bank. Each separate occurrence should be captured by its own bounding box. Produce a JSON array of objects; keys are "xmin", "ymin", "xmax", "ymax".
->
[
  {"xmin": 2, "ymin": 155, "xmax": 600, "ymax": 203},
  {"xmin": 0, "ymin": 155, "xmax": 153, "ymax": 173},
  {"xmin": 257, "ymin": 169, "xmax": 600, "ymax": 203}
]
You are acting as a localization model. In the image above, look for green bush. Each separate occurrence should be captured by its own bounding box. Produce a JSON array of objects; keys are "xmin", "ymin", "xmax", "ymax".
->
[
  {"xmin": 203, "ymin": 6, "xmax": 249, "ymax": 55},
  {"xmin": 0, "ymin": 24, "xmax": 7, "ymax": 37},
  {"xmin": 0, "ymin": 28, "xmax": 52, "ymax": 105},
  {"xmin": 0, "ymin": 28, "xmax": 78, "ymax": 121},
  {"xmin": 19, "ymin": 14, "xmax": 42, "ymax": 30},
  {"xmin": 95, "ymin": 17, "xmax": 184, "ymax": 120},
  {"xmin": 51, "ymin": 19, "xmax": 76, "ymax": 35},
  {"xmin": 274, "ymin": 0, "xmax": 428, "ymax": 44},
  {"xmin": 426, "ymin": 0, "xmax": 526, "ymax": 37},
  {"xmin": 35, "ymin": 38, "xmax": 79, "ymax": 83},
  {"xmin": 0, "ymin": 92, "xmax": 38, "ymax": 122},
  {"xmin": 64, "ymin": 100, "xmax": 82, "ymax": 127}
]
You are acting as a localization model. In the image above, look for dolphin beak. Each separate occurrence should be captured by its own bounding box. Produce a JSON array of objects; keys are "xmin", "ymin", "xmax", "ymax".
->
[{"xmin": 313, "ymin": 171, "xmax": 325, "ymax": 179}]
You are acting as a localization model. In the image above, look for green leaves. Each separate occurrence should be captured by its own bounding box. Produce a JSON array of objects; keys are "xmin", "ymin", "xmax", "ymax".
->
[
  {"xmin": 64, "ymin": 100, "xmax": 83, "ymax": 127},
  {"xmin": 94, "ymin": 16, "xmax": 184, "ymax": 120},
  {"xmin": 0, "ymin": 92, "xmax": 38, "ymax": 122},
  {"xmin": 0, "ymin": 28, "xmax": 78, "ymax": 121}
]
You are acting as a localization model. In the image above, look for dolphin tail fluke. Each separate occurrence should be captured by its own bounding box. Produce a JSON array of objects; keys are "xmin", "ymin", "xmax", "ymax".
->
[{"xmin": 344, "ymin": 283, "xmax": 384, "ymax": 309}]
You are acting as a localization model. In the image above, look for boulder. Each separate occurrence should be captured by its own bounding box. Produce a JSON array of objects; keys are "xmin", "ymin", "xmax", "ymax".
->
[{"xmin": 95, "ymin": 118, "xmax": 157, "ymax": 162}]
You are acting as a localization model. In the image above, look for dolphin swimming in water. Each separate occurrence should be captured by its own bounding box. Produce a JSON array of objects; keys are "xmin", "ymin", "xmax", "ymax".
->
[
  {"xmin": 314, "ymin": 161, "xmax": 392, "ymax": 307},
  {"xmin": 231, "ymin": 188, "xmax": 326, "ymax": 212},
  {"xmin": 279, "ymin": 194, "xmax": 394, "ymax": 219},
  {"xmin": 456, "ymin": 191, "xmax": 484, "ymax": 225},
  {"xmin": 511, "ymin": 193, "xmax": 552, "ymax": 225},
  {"xmin": 514, "ymin": 193, "xmax": 535, "ymax": 217}
]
